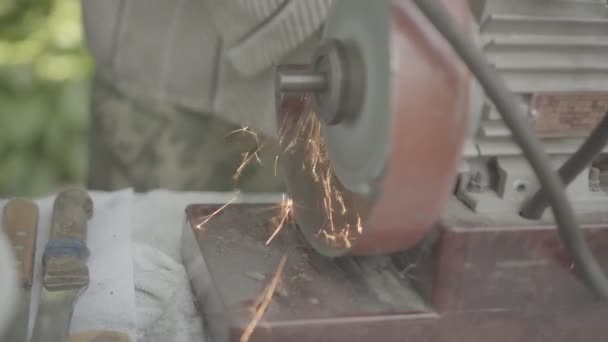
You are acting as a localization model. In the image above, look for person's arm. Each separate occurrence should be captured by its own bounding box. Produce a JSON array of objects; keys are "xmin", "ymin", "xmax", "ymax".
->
[{"xmin": 205, "ymin": 0, "xmax": 332, "ymax": 77}]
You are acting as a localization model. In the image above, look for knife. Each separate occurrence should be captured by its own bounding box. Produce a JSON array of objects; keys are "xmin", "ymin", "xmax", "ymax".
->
[
  {"xmin": 1, "ymin": 198, "xmax": 39, "ymax": 342},
  {"xmin": 31, "ymin": 188, "xmax": 94, "ymax": 342}
]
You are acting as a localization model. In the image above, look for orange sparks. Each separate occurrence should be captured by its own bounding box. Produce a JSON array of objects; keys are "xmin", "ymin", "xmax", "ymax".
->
[
  {"xmin": 278, "ymin": 109, "xmax": 296, "ymax": 148},
  {"xmin": 240, "ymin": 255, "xmax": 288, "ymax": 342},
  {"xmin": 305, "ymin": 114, "xmax": 324, "ymax": 181},
  {"xmin": 277, "ymin": 118, "xmax": 290, "ymax": 148},
  {"xmin": 228, "ymin": 125, "xmax": 265, "ymax": 185},
  {"xmin": 226, "ymin": 125, "xmax": 260, "ymax": 144},
  {"xmin": 275, "ymin": 94, "xmax": 366, "ymax": 249},
  {"xmin": 266, "ymin": 197, "xmax": 294, "ymax": 245},
  {"xmin": 319, "ymin": 229, "xmax": 335, "ymax": 241},
  {"xmin": 274, "ymin": 155, "xmax": 279, "ymax": 177},
  {"xmin": 233, "ymin": 152, "xmax": 255, "ymax": 183},
  {"xmin": 321, "ymin": 168, "xmax": 336, "ymax": 232},
  {"xmin": 309, "ymin": 149, "xmax": 321, "ymax": 182},
  {"xmin": 195, "ymin": 193, "xmax": 240, "ymax": 230},
  {"xmin": 323, "ymin": 168, "xmax": 332, "ymax": 198},
  {"xmin": 324, "ymin": 197, "xmax": 335, "ymax": 233},
  {"xmin": 254, "ymin": 152, "xmax": 263, "ymax": 164},
  {"xmin": 342, "ymin": 228, "xmax": 352, "ymax": 248},
  {"xmin": 335, "ymin": 190, "xmax": 347, "ymax": 215},
  {"xmin": 233, "ymin": 144, "xmax": 265, "ymax": 184},
  {"xmin": 283, "ymin": 107, "xmax": 317, "ymax": 155},
  {"xmin": 319, "ymin": 227, "xmax": 352, "ymax": 249},
  {"xmin": 284, "ymin": 135, "xmax": 299, "ymax": 154}
]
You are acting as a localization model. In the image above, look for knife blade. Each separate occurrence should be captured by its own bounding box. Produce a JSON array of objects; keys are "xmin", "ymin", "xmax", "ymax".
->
[
  {"xmin": 1, "ymin": 198, "xmax": 39, "ymax": 342},
  {"xmin": 31, "ymin": 188, "xmax": 93, "ymax": 342}
]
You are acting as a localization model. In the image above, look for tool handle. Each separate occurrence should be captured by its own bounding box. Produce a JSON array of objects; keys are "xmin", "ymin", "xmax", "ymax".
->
[
  {"xmin": 69, "ymin": 330, "xmax": 131, "ymax": 342},
  {"xmin": 49, "ymin": 187, "xmax": 93, "ymax": 245},
  {"xmin": 2, "ymin": 198, "xmax": 39, "ymax": 287},
  {"xmin": 42, "ymin": 187, "xmax": 92, "ymax": 289}
]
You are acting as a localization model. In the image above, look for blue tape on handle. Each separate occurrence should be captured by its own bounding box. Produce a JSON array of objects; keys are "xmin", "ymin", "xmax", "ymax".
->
[{"xmin": 43, "ymin": 238, "xmax": 89, "ymax": 263}]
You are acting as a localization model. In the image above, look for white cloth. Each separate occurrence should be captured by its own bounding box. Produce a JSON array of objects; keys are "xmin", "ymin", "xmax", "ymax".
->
[
  {"xmin": 130, "ymin": 190, "xmax": 283, "ymax": 342},
  {"xmin": 130, "ymin": 190, "xmax": 214, "ymax": 342},
  {"xmin": 0, "ymin": 230, "xmax": 18, "ymax": 338},
  {"xmin": 67, "ymin": 190, "xmax": 137, "ymax": 339},
  {"xmin": 1, "ymin": 190, "xmax": 138, "ymax": 341},
  {"xmin": 1, "ymin": 189, "xmax": 284, "ymax": 341}
]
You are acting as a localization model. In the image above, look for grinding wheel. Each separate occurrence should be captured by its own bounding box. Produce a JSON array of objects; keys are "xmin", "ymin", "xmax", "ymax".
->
[{"xmin": 276, "ymin": 0, "xmax": 473, "ymax": 256}]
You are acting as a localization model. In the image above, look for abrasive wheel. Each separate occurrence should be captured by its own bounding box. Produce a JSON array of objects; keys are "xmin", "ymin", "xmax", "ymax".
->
[{"xmin": 275, "ymin": 0, "xmax": 473, "ymax": 256}]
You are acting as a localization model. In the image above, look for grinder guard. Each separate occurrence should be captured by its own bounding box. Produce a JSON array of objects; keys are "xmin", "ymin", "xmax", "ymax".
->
[{"xmin": 275, "ymin": 0, "xmax": 473, "ymax": 256}]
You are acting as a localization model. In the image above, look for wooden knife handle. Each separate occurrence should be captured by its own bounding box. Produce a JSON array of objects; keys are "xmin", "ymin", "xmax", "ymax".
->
[
  {"xmin": 69, "ymin": 330, "xmax": 131, "ymax": 342},
  {"xmin": 42, "ymin": 187, "xmax": 93, "ymax": 290},
  {"xmin": 2, "ymin": 198, "xmax": 39, "ymax": 287},
  {"xmin": 50, "ymin": 187, "xmax": 93, "ymax": 243}
]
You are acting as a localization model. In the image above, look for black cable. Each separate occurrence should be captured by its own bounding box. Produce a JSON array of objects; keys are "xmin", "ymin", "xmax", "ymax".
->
[
  {"xmin": 521, "ymin": 113, "xmax": 608, "ymax": 219},
  {"xmin": 413, "ymin": 0, "xmax": 608, "ymax": 299}
]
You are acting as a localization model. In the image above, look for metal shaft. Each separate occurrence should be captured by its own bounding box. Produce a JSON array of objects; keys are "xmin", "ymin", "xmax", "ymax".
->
[
  {"xmin": 276, "ymin": 69, "xmax": 328, "ymax": 93},
  {"xmin": 31, "ymin": 288, "xmax": 82, "ymax": 342}
]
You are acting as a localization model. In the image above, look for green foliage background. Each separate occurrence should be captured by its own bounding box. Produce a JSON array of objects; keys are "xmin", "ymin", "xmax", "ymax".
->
[{"xmin": 0, "ymin": 0, "xmax": 91, "ymax": 196}]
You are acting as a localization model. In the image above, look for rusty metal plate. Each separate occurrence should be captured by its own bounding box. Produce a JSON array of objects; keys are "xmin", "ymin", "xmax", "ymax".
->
[
  {"xmin": 531, "ymin": 92, "xmax": 608, "ymax": 138},
  {"xmin": 181, "ymin": 203, "xmax": 432, "ymax": 342}
]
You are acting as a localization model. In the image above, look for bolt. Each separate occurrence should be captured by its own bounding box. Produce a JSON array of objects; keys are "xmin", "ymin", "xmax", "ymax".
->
[
  {"xmin": 466, "ymin": 172, "xmax": 485, "ymax": 193},
  {"xmin": 513, "ymin": 180, "xmax": 528, "ymax": 193},
  {"xmin": 589, "ymin": 167, "xmax": 601, "ymax": 192}
]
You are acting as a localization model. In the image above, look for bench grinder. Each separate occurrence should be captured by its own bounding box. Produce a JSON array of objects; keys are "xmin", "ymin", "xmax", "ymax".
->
[{"xmin": 182, "ymin": 1, "xmax": 608, "ymax": 341}]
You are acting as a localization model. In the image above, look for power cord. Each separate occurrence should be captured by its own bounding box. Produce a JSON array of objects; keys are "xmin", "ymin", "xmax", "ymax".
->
[
  {"xmin": 521, "ymin": 113, "xmax": 608, "ymax": 219},
  {"xmin": 413, "ymin": 0, "xmax": 608, "ymax": 299}
]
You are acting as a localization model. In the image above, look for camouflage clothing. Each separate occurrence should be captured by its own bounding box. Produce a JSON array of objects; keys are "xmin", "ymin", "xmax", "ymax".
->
[
  {"xmin": 81, "ymin": 0, "xmax": 331, "ymax": 192},
  {"xmin": 87, "ymin": 76, "xmax": 285, "ymax": 193}
]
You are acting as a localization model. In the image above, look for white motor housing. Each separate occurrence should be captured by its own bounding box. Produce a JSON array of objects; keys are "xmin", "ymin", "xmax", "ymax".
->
[{"xmin": 458, "ymin": 0, "xmax": 608, "ymax": 217}]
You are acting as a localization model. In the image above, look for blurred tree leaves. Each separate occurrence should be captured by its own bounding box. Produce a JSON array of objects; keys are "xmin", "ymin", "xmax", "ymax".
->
[
  {"xmin": 0, "ymin": 0, "xmax": 52, "ymax": 42},
  {"xmin": 0, "ymin": 0, "xmax": 92, "ymax": 196}
]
